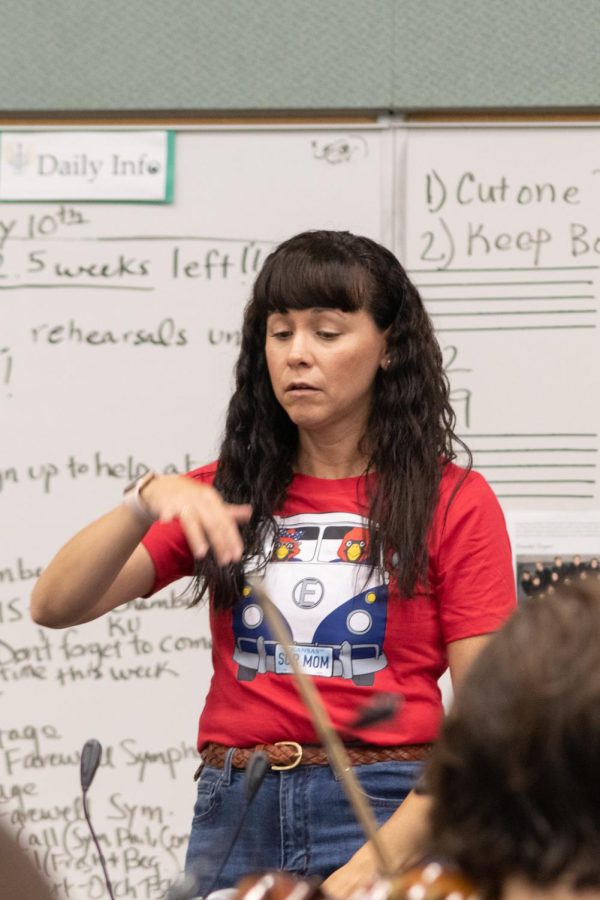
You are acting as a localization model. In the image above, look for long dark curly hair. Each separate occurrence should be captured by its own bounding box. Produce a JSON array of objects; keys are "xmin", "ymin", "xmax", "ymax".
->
[{"xmin": 193, "ymin": 230, "xmax": 469, "ymax": 610}]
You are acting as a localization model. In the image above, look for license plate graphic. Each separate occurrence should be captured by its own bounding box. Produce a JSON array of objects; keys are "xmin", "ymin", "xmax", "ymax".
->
[{"xmin": 275, "ymin": 644, "xmax": 333, "ymax": 677}]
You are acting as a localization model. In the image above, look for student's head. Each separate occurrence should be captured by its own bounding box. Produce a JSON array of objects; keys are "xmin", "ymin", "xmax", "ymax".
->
[
  {"xmin": 426, "ymin": 583, "xmax": 600, "ymax": 899},
  {"xmin": 195, "ymin": 230, "xmax": 467, "ymax": 610}
]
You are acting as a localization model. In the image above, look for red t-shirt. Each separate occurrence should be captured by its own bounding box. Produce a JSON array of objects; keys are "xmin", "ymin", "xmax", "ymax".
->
[{"xmin": 142, "ymin": 462, "xmax": 515, "ymax": 749}]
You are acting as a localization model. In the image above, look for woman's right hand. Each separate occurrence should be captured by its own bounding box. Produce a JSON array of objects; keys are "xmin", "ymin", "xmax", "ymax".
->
[
  {"xmin": 141, "ymin": 475, "xmax": 252, "ymax": 565},
  {"xmin": 31, "ymin": 474, "xmax": 252, "ymax": 629}
]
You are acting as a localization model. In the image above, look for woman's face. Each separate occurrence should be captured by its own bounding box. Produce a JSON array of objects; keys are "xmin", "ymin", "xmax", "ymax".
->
[{"xmin": 265, "ymin": 307, "xmax": 388, "ymax": 438}]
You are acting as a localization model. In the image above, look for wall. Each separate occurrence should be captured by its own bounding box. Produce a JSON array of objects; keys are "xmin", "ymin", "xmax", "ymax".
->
[{"xmin": 0, "ymin": 1, "xmax": 598, "ymax": 115}]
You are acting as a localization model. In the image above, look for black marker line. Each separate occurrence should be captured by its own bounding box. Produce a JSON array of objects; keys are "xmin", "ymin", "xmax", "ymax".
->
[
  {"xmin": 423, "ymin": 294, "xmax": 597, "ymax": 303},
  {"xmin": 98, "ymin": 235, "xmax": 276, "ymax": 244},
  {"xmin": 474, "ymin": 464, "xmax": 597, "ymax": 469},
  {"xmin": 417, "ymin": 280, "xmax": 593, "ymax": 288},
  {"xmin": 408, "ymin": 266, "xmax": 600, "ymax": 273},
  {"xmin": 9, "ymin": 234, "xmax": 277, "ymax": 245},
  {"xmin": 437, "ymin": 325, "xmax": 596, "ymax": 332},
  {"xmin": 459, "ymin": 433, "xmax": 597, "ymax": 438},
  {"xmin": 430, "ymin": 309, "xmax": 596, "ymax": 317},
  {"xmin": 0, "ymin": 283, "xmax": 154, "ymax": 291},
  {"xmin": 472, "ymin": 448, "xmax": 598, "ymax": 453},
  {"xmin": 488, "ymin": 479, "xmax": 596, "ymax": 485},
  {"xmin": 493, "ymin": 493, "xmax": 595, "ymax": 499}
]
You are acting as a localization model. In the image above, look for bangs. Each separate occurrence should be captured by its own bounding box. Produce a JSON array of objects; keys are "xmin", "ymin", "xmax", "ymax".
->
[{"xmin": 258, "ymin": 251, "xmax": 372, "ymax": 315}]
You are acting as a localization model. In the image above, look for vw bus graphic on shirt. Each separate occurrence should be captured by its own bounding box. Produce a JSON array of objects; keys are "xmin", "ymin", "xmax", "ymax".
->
[{"xmin": 232, "ymin": 512, "xmax": 389, "ymax": 685}]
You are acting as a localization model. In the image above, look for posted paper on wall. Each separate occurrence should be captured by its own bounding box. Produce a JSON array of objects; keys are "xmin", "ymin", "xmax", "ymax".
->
[{"xmin": 0, "ymin": 131, "xmax": 174, "ymax": 202}]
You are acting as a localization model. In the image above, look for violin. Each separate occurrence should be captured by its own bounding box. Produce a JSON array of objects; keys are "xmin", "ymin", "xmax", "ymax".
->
[
  {"xmin": 233, "ymin": 861, "xmax": 480, "ymax": 900},
  {"xmin": 390, "ymin": 861, "xmax": 480, "ymax": 899},
  {"xmin": 235, "ymin": 871, "xmax": 323, "ymax": 900}
]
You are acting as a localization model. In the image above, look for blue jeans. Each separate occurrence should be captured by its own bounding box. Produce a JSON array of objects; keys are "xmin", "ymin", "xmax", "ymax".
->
[{"xmin": 184, "ymin": 749, "xmax": 422, "ymax": 896}]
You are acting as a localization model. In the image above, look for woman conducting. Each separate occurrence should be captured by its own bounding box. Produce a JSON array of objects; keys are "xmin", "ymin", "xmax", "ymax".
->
[{"xmin": 31, "ymin": 231, "xmax": 515, "ymax": 897}]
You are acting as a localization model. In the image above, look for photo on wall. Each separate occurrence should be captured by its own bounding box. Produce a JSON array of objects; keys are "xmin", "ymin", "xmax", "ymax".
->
[
  {"xmin": 508, "ymin": 512, "xmax": 600, "ymax": 604},
  {"xmin": 516, "ymin": 553, "xmax": 600, "ymax": 603}
]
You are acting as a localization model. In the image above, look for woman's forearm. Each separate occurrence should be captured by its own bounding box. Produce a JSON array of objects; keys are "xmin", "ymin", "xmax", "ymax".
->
[
  {"xmin": 322, "ymin": 790, "xmax": 431, "ymax": 897},
  {"xmin": 30, "ymin": 504, "xmax": 153, "ymax": 628},
  {"xmin": 31, "ymin": 473, "xmax": 253, "ymax": 629}
]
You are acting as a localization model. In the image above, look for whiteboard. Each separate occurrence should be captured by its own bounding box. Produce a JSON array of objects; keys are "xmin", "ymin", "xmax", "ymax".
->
[
  {"xmin": 0, "ymin": 126, "xmax": 397, "ymax": 900},
  {"xmin": 3, "ymin": 123, "xmax": 600, "ymax": 899},
  {"xmin": 401, "ymin": 125, "xmax": 600, "ymax": 508}
]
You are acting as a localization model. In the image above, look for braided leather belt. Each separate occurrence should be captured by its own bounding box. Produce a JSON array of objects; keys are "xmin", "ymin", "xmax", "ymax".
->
[{"xmin": 201, "ymin": 741, "xmax": 432, "ymax": 771}]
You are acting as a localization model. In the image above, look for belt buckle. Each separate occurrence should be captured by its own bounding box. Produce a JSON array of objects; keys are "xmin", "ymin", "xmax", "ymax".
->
[{"xmin": 271, "ymin": 741, "xmax": 303, "ymax": 770}]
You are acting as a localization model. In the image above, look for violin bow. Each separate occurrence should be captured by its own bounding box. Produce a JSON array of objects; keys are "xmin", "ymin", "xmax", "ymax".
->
[{"xmin": 248, "ymin": 577, "xmax": 396, "ymax": 878}]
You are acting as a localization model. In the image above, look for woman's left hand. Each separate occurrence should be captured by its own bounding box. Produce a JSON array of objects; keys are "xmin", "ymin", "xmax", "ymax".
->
[
  {"xmin": 322, "ymin": 790, "xmax": 432, "ymax": 898},
  {"xmin": 322, "ymin": 845, "xmax": 378, "ymax": 898}
]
